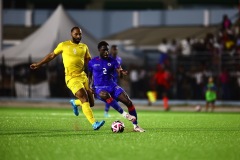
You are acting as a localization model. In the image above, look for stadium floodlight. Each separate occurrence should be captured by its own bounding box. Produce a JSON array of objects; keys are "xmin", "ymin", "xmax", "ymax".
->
[{"xmin": 0, "ymin": 0, "xmax": 2, "ymax": 51}]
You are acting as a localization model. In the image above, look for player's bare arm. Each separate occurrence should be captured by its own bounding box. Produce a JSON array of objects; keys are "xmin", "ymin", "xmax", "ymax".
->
[
  {"xmin": 84, "ymin": 57, "xmax": 91, "ymax": 65},
  {"xmin": 85, "ymin": 61, "xmax": 95, "ymax": 107},
  {"xmin": 30, "ymin": 52, "xmax": 58, "ymax": 69},
  {"xmin": 88, "ymin": 71, "xmax": 94, "ymax": 94},
  {"xmin": 84, "ymin": 57, "xmax": 91, "ymax": 76},
  {"xmin": 116, "ymin": 67, "xmax": 128, "ymax": 79}
]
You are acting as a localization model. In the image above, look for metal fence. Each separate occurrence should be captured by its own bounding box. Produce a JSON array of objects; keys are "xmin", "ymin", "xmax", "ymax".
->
[
  {"xmin": 138, "ymin": 50, "xmax": 240, "ymax": 100},
  {"xmin": 0, "ymin": 52, "xmax": 240, "ymax": 100}
]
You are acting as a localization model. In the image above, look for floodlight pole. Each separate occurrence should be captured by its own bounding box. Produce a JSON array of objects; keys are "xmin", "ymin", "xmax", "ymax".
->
[{"xmin": 0, "ymin": 0, "xmax": 2, "ymax": 51}]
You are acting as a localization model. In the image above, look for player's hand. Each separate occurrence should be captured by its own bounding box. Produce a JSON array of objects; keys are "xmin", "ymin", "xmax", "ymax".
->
[
  {"xmin": 121, "ymin": 70, "xmax": 128, "ymax": 76},
  {"xmin": 30, "ymin": 63, "xmax": 40, "ymax": 69},
  {"xmin": 120, "ymin": 70, "xmax": 128, "ymax": 79}
]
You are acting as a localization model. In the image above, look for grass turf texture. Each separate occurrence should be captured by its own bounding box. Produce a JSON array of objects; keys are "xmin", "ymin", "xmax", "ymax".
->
[{"xmin": 0, "ymin": 107, "xmax": 239, "ymax": 160}]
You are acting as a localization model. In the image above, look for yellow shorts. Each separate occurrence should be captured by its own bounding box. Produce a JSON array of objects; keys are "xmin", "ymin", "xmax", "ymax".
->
[{"xmin": 66, "ymin": 75, "xmax": 89, "ymax": 95}]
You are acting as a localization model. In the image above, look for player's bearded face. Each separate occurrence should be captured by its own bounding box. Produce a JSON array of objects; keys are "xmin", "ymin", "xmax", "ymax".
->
[
  {"xmin": 73, "ymin": 36, "xmax": 81, "ymax": 43},
  {"xmin": 99, "ymin": 45, "xmax": 109, "ymax": 59},
  {"xmin": 71, "ymin": 29, "xmax": 82, "ymax": 44}
]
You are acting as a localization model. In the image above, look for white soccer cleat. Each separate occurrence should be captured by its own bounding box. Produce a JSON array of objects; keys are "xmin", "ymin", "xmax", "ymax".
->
[
  {"xmin": 125, "ymin": 113, "xmax": 136, "ymax": 122},
  {"xmin": 133, "ymin": 126, "xmax": 145, "ymax": 132}
]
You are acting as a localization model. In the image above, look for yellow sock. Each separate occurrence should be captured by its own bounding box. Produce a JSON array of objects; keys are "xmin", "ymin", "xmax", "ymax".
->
[
  {"xmin": 74, "ymin": 99, "xmax": 82, "ymax": 106},
  {"xmin": 82, "ymin": 102, "xmax": 96, "ymax": 124}
]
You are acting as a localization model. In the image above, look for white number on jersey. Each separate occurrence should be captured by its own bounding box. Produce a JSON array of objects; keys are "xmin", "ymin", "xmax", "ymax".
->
[{"xmin": 103, "ymin": 68, "xmax": 107, "ymax": 74}]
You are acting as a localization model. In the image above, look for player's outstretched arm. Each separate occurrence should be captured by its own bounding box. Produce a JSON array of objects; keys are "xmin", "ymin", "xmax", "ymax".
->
[
  {"xmin": 30, "ymin": 52, "xmax": 57, "ymax": 69},
  {"xmin": 117, "ymin": 67, "xmax": 128, "ymax": 79},
  {"xmin": 88, "ymin": 71, "xmax": 94, "ymax": 93},
  {"xmin": 84, "ymin": 57, "xmax": 91, "ymax": 66}
]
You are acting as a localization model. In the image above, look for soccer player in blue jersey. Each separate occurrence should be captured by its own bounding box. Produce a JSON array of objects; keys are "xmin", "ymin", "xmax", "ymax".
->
[
  {"xmin": 88, "ymin": 41, "xmax": 145, "ymax": 132},
  {"xmin": 104, "ymin": 45, "xmax": 122, "ymax": 118}
]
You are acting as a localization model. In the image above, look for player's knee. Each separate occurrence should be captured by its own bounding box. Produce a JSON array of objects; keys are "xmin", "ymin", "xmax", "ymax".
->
[
  {"xmin": 75, "ymin": 90, "xmax": 88, "ymax": 102},
  {"xmin": 99, "ymin": 91, "xmax": 110, "ymax": 99},
  {"xmin": 87, "ymin": 90, "xmax": 94, "ymax": 107}
]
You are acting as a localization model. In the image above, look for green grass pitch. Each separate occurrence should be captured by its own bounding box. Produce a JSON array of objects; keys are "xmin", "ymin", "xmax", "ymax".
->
[{"xmin": 0, "ymin": 107, "xmax": 239, "ymax": 160}]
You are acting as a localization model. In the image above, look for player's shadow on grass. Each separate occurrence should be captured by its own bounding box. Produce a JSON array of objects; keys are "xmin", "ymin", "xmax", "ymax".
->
[
  {"xmin": 0, "ymin": 129, "xmax": 127, "ymax": 137},
  {"xmin": 0, "ymin": 131, "xmax": 93, "ymax": 137}
]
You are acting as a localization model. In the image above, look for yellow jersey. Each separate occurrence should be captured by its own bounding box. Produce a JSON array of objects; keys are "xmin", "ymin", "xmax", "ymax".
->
[{"xmin": 53, "ymin": 40, "xmax": 91, "ymax": 82}]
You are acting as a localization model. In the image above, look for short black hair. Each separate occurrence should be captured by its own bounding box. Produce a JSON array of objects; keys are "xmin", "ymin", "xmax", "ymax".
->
[
  {"xmin": 111, "ymin": 45, "xmax": 117, "ymax": 49},
  {"xmin": 71, "ymin": 26, "xmax": 80, "ymax": 32},
  {"xmin": 98, "ymin": 41, "xmax": 109, "ymax": 49}
]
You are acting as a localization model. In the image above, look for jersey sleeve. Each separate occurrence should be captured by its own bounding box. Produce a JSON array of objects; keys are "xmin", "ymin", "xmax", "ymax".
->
[
  {"xmin": 113, "ymin": 59, "xmax": 121, "ymax": 69},
  {"xmin": 88, "ymin": 59, "xmax": 93, "ymax": 73},
  {"xmin": 53, "ymin": 42, "xmax": 63, "ymax": 55},
  {"xmin": 117, "ymin": 56, "xmax": 122, "ymax": 65}
]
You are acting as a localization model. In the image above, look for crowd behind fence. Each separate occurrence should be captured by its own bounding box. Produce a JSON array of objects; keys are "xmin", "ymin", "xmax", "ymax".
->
[
  {"xmin": 1, "ymin": 14, "xmax": 240, "ymax": 100},
  {"xmin": 128, "ymin": 14, "xmax": 240, "ymax": 101},
  {"xmin": 0, "ymin": 52, "xmax": 239, "ymax": 100},
  {"xmin": 128, "ymin": 52, "xmax": 240, "ymax": 101}
]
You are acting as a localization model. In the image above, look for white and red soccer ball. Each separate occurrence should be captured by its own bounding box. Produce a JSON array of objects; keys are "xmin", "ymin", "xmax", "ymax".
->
[
  {"xmin": 111, "ymin": 120, "xmax": 125, "ymax": 133},
  {"xmin": 195, "ymin": 105, "xmax": 202, "ymax": 112}
]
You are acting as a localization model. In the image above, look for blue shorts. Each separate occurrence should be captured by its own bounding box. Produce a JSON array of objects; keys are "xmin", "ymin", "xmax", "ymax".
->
[{"xmin": 94, "ymin": 84, "xmax": 124, "ymax": 101}]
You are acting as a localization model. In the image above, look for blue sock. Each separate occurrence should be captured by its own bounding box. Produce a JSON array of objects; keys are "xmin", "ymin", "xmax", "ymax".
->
[
  {"xmin": 105, "ymin": 103, "xmax": 111, "ymax": 112},
  {"xmin": 128, "ymin": 105, "xmax": 138, "ymax": 125},
  {"xmin": 106, "ymin": 97, "xmax": 123, "ymax": 114}
]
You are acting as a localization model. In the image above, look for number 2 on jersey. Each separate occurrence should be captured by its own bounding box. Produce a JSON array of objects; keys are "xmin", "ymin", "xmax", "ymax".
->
[{"xmin": 103, "ymin": 68, "xmax": 107, "ymax": 74}]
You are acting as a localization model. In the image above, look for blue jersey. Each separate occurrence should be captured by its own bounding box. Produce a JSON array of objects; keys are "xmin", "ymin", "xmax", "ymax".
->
[
  {"xmin": 88, "ymin": 56, "xmax": 120, "ymax": 87},
  {"xmin": 115, "ymin": 56, "xmax": 122, "ymax": 66},
  {"xmin": 110, "ymin": 55, "xmax": 122, "ymax": 83}
]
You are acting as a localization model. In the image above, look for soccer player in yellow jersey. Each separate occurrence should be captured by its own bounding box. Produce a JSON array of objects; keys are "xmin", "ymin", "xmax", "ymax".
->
[{"xmin": 30, "ymin": 27, "xmax": 105, "ymax": 130}]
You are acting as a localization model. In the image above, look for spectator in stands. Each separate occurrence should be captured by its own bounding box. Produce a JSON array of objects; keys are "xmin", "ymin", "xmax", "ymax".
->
[
  {"xmin": 219, "ymin": 68, "xmax": 230, "ymax": 100},
  {"xmin": 138, "ymin": 67, "xmax": 147, "ymax": 98},
  {"xmin": 211, "ymin": 37, "xmax": 222, "ymax": 69},
  {"xmin": 129, "ymin": 66, "xmax": 139, "ymax": 98},
  {"xmin": 192, "ymin": 66, "xmax": 204, "ymax": 100},
  {"xmin": 180, "ymin": 37, "xmax": 192, "ymax": 57},
  {"xmin": 153, "ymin": 65, "xmax": 172, "ymax": 110},
  {"xmin": 235, "ymin": 34, "xmax": 240, "ymax": 61},
  {"xmin": 158, "ymin": 38, "xmax": 170, "ymax": 67},
  {"xmin": 221, "ymin": 14, "xmax": 232, "ymax": 32},
  {"xmin": 176, "ymin": 65, "xmax": 187, "ymax": 99},
  {"xmin": 168, "ymin": 39, "xmax": 179, "ymax": 55},
  {"xmin": 235, "ymin": 65, "xmax": 240, "ymax": 99},
  {"xmin": 234, "ymin": 17, "xmax": 240, "ymax": 34},
  {"xmin": 168, "ymin": 39, "xmax": 180, "ymax": 73},
  {"xmin": 158, "ymin": 38, "xmax": 169, "ymax": 54},
  {"xmin": 204, "ymin": 33, "xmax": 214, "ymax": 52},
  {"xmin": 179, "ymin": 37, "xmax": 192, "ymax": 69}
]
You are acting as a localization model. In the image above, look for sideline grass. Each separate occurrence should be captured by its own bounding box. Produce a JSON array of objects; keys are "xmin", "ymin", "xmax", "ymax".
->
[{"xmin": 0, "ymin": 107, "xmax": 239, "ymax": 160}]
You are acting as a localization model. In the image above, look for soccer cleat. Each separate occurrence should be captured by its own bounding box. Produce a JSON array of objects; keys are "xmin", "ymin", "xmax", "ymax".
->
[
  {"xmin": 104, "ymin": 112, "xmax": 110, "ymax": 118},
  {"xmin": 92, "ymin": 120, "xmax": 105, "ymax": 130},
  {"xmin": 125, "ymin": 113, "xmax": 136, "ymax": 122},
  {"xmin": 70, "ymin": 99, "xmax": 79, "ymax": 116},
  {"xmin": 133, "ymin": 126, "xmax": 145, "ymax": 132}
]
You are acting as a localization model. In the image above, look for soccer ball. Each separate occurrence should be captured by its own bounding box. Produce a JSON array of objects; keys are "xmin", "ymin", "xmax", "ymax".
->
[
  {"xmin": 195, "ymin": 105, "xmax": 202, "ymax": 112},
  {"xmin": 111, "ymin": 120, "xmax": 125, "ymax": 133}
]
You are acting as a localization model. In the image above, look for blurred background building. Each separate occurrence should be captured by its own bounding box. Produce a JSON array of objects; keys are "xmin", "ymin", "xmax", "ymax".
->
[{"xmin": 0, "ymin": 0, "xmax": 239, "ymax": 101}]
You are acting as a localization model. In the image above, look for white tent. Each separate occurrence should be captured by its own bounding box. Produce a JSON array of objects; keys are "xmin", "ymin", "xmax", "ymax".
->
[
  {"xmin": 0, "ymin": 5, "xmax": 99, "ymax": 67},
  {"xmin": 0, "ymin": 5, "xmax": 143, "ymax": 98},
  {"xmin": 0, "ymin": 4, "xmax": 142, "ymax": 67}
]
